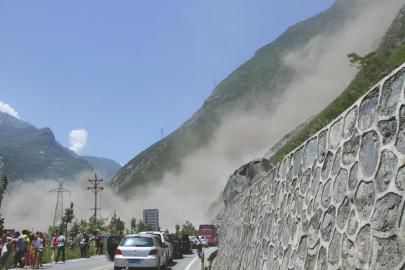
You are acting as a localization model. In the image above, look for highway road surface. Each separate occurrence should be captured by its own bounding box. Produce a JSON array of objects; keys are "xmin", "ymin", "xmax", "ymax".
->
[{"xmin": 9, "ymin": 248, "xmax": 216, "ymax": 270}]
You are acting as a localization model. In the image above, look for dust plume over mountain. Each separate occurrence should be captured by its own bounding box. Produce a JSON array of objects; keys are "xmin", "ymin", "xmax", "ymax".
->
[
  {"xmin": 2, "ymin": 0, "xmax": 404, "ymax": 231},
  {"xmin": 133, "ymin": 0, "xmax": 404, "ymax": 229}
]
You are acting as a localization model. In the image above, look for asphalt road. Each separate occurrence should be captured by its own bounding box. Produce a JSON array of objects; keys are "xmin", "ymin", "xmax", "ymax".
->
[{"xmin": 9, "ymin": 249, "xmax": 209, "ymax": 270}]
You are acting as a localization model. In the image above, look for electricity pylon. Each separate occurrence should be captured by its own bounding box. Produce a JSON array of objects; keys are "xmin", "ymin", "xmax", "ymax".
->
[{"xmin": 49, "ymin": 182, "xmax": 71, "ymax": 227}]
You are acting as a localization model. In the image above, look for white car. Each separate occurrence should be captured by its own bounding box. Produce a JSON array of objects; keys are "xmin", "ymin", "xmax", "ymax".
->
[
  {"xmin": 113, "ymin": 234, "xmax": 168, "ymax": 270},
  {"xmin": 139, "ymin": 231, "xmax": 174, "ymax": 263},
  {"xmin": 191, "ymin": 236, "xmax": 208, "ymax": 248},
  {"xmin": 199, "ymin": 236, "xmax": 209, "ymax": 247}
]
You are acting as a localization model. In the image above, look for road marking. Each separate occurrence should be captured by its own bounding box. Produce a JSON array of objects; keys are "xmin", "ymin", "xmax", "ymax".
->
[
  {"xmin": 184, "ymin": 255, "xmax": 200, "ymax": 270},
  {"xmin": 90, "ymin": 264, "xmax": 113, "ymax": 270},
  {"xmin": 69, "ymin": 258, "xmax": 88, "ymax": 262}
]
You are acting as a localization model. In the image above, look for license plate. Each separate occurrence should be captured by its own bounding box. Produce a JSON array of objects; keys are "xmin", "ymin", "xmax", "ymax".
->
[{"xmin": 128, "ymin": 259, "xmax": 141, "ymax": 264}]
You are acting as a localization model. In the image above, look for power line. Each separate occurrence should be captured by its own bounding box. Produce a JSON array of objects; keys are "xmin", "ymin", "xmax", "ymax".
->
[
  {"xmin": 87, "ymin": 173, "xmax": 104, "ymax": 219},
  {"xmin": 49, "ymin": 182, "xmax": 71, "ymax": 227}
]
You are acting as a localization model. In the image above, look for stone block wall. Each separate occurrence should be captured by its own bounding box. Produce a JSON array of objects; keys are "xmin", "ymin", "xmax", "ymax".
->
[{"xmin": 213, "ymin": 64, "xmax": 405, "ymax": 270}]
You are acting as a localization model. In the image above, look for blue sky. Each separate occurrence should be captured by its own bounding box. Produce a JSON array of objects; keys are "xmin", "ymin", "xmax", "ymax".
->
[{"xmin": 0, "ymin": 0, "xmax": 335, "ymax": 164}]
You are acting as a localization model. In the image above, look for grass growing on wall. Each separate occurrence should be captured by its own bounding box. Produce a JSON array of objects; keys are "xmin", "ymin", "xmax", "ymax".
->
[{"xmin": 270, "ymin": 43, "xmax": 405, "ymax": 164}]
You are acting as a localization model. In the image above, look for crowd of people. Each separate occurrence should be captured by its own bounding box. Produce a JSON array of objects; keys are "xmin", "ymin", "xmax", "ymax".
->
[
  {"xmin": 0, "ymin": 230, "xmax": 51, "ymax": 269},
  {"xmin": 0, "ymin": 230, "xmax": 104, "ymax": 269}
]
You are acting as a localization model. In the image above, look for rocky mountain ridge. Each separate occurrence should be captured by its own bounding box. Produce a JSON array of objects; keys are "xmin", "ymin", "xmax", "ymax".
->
[{"xmin": 0, "ymin": 111, "xmax": 120, "ymax": 182}]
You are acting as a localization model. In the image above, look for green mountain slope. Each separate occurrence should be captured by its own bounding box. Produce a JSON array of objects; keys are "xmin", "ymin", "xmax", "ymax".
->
[
  {"xmin": 112, "ymin": 0, "xmax": 367, "ymax": 194},
  {"xmin": 0, "ymin": 112, "xmax": 93, "ymax": 181}
]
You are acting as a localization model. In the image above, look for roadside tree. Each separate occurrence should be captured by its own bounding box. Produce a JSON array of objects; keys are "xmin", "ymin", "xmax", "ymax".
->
[
  {"xmin": 136, "ymin": 220, "xmax": 152, "ymax": 233},
  {"xmin": 130, "ymin": 218, "xmax": 137, "ymax": 233},
  {"xmin": 0, "ymin": 175, "xmax": 8, "ymax": 234},
  {"xmin": 69, "ymin": 220, "xmax": 80, "ymax": 242},
  {"xmin": 109, "ymin": 211, "xmax": 125, "ymax": 236},
  {"xmin": 181, "ymin": 220, "xmax": 197, "ymax": 236}
]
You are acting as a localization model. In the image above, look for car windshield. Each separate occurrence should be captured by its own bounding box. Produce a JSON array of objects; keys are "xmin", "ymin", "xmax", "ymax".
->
[{"xmin": 120, "ymin": 236, "xmax": 154, "ymax": 247}]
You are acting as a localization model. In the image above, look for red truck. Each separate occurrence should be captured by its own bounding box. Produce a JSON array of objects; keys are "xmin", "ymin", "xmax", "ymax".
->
[{"xmin": 198, "ymin": 224, "xmax": 218, "ymax": 246}]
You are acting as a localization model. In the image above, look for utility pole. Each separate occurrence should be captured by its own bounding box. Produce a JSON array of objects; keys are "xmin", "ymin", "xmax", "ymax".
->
[
  {"xmin": 87, "ymin": 173, "xmax": 104, "ymax": 219},
  {"xmin": 49, "ymin": 182, "xmax": 71, "ymax": 227}
]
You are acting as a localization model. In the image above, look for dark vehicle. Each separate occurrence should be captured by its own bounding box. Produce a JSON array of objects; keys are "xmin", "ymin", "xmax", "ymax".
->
[
  {"xmin": 180, "ymin": 234, "xmax": 192, "ymax": 254},
  {"xmin": 104, "ymin": 235, "xmax": 123, "ymax": 262},
  {"xmin": 167, "ymin": 234, "xmax": 182, "ymax": 259}
]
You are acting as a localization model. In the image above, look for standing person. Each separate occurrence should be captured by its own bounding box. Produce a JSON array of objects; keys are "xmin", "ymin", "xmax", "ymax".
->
[
  {"xmin": 13, "ymin": 231, "xmax": 26, "ymax": 268},
  {"xmin": 31, "ymin": 233, "xmax": 39, "ymax": 269},
  {"xmin": 23, "ymin": 231, "xmax": 33, "ymax": 269},
  {"xmin": 196, "ymin": 236, "xmax": 203, "ymax": 258},
  {"xmin": 94, "ymin": 234, "xmax": 102, "ymax": 256},
  {"xmin": 37, "ymin": 232, "xmax": 45, "ymax": 267},
  {"xmin": 0, "ymin": 232, "xmax": 14, "ymax": 270},
  {"xmin": 49, "ymin": 232, "xmax": 57, "ymax": 263},
  {"xmin": 79, "ymin": 233, "xmax": 89, "ymax": 258},
  {"xmin": 55, "ymin": 232, "xmax": 65, "ymax": 263},
  {"xmin": 31, "ymin": 232, "xmax": 44, "ymax": 269}
]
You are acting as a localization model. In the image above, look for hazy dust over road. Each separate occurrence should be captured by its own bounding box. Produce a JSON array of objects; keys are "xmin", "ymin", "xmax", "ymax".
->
[{"xmin": 2, "ymin": 0, "xmax": 404, "ymax": 231}]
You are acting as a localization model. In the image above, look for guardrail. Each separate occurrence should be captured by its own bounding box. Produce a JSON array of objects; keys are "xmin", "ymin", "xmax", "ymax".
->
[{"xmin": 200, "ymin": 247, "xmax": 218, "ymax": 270}]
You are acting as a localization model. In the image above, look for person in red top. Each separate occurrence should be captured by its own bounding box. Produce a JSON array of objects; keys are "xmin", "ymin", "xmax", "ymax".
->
[{"xmin": 49, "ymin": 233, "xmax": 58, "ymax": 263}]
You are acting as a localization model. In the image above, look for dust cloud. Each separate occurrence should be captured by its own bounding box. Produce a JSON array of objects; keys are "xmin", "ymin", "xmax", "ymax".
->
[{"xmin": 2, "ymin": 0, "xmax": 404, "ymax": 232}]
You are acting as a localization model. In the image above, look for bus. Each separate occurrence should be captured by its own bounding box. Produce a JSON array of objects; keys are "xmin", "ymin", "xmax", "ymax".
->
[{"xmin": 198, "ymin": 224, "xmax": 217, "ymax": 246}]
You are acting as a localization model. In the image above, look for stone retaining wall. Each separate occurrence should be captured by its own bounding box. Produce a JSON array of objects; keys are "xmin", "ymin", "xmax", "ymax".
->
[{"xmin": 213, "ymin": 64, "xmax": 405, "ymax": 270}]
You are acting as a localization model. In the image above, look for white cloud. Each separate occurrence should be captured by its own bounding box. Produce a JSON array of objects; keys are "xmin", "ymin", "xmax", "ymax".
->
[
  {"xmin": 69, "ymin": 128, "xmax": 88, "ymax": 153},
  {"xmin": 0, "ymin": 101, "xmax": 20, "ymax": 119}
]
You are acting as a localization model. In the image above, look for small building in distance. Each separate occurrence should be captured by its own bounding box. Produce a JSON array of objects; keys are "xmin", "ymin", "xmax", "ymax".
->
[{"xmin": 143, "ymin": 209, "xmax": 160, "ymax": 231}]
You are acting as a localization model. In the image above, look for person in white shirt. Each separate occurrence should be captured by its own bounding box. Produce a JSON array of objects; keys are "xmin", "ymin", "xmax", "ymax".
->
[
  {"xmin": 55, "ymin": 232, "xmax": 65, "ymax": 263},
  {"xmin": 31, "ymin": 232, "xmax": 44, "ymax": 269}
]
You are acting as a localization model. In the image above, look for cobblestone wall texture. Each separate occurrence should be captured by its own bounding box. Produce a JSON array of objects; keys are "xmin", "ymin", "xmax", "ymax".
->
[{"xmin": 214, "ymin": 64, "xmax": 405, "ymax": 270}]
